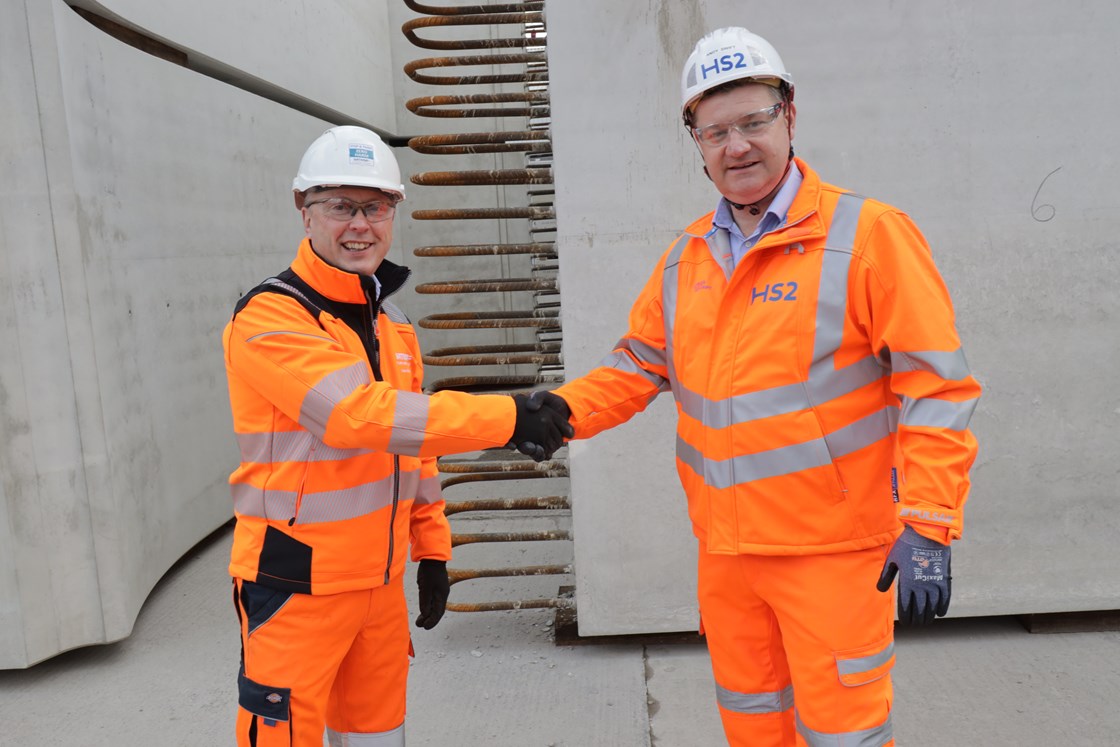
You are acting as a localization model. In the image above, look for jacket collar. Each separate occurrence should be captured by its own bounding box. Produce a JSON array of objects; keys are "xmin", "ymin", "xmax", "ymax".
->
[
  {"xmin": 682, "ymin": 157, "xmax": 826, "ymax": 242},
  {"xmin": 292, "ymin": 238, "xmax": 411, "ymax": 304}
]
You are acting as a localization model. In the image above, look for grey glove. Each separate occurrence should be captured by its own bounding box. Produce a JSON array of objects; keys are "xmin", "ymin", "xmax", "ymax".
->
[
  {"xmin": 876, "ymin": 525, "xmax": 952, "ymax": 625},
  {"xmin": 509, "ymin": 391, "xmax": 573, "ymax": 462}
]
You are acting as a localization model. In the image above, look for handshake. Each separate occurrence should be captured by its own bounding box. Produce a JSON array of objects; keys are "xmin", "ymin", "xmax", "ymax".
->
[{"xmin": 508, "ymin": 391, "xmax": 574, "ymax": 462}]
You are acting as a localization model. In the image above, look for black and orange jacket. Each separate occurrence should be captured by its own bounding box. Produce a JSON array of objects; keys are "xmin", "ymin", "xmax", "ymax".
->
[
  {"xmin": 556, "ymin": 159, "xmax": 981, "ymax": 554},
  {"xmin": 223, "ymin": 239, "xmax": 515, "ymax": 594}
]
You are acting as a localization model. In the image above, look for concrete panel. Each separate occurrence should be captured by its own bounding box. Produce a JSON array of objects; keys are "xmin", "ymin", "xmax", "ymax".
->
[
  {"xmin": 71, "ymin": 0, "xmax": 400, "ymax": 129},
  {"xmin": 0, "ymin": 0, "xmax": 366, "ymax": 667},
  {"xmin": 547, "ymin": 1, "xmax": 1120, "ymax": 633}
]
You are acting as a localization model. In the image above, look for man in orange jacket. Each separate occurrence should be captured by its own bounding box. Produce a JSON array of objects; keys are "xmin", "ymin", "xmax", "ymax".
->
[
  {"xmin": 530, "ymin": 27, "xmax": 980, "ymax": 747},
  {"xmin": 222, "ymin": 125, "xmax": 571, "ymax": 747}
]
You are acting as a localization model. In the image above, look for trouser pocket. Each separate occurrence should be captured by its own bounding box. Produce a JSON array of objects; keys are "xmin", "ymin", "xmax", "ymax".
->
[
  {"xmin": 238, "ymin": 667, "xmax": 292, "ymax": 746},
  {"xmin": 833, "ymin": 632, "xmax": 895, "ymax": 687},
  {"xmin": 238, "ymin": 579, "xmax": 293, "ymax": 637}
]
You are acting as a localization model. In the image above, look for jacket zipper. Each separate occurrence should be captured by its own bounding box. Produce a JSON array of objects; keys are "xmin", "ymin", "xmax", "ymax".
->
[
  {"xmin": 288, "ymin": 444, "xmax": 314, "ymax": 526},
  {"xmin": 365, "ymin": 290, "xmax": 397, "ymax": 583}
]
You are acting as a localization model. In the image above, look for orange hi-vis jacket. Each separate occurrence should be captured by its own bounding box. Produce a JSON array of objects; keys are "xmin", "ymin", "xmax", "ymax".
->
[
  {"xmin": 223, "ymin": 239, "xmax": 516, "ymax": 594},
  {"xmin": 555, "ymin": 159, "xmax": 980, "ymax": 555}
]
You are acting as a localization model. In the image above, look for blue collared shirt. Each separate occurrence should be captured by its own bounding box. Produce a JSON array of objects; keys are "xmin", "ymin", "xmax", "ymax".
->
[{"xmin": 711, "ymin": 163, "xmax": 804, "ymax": 268}]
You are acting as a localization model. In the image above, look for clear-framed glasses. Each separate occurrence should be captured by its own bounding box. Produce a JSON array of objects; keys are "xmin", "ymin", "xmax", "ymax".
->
[
  {"xmin": 304, "ymin": 196, "xmax": 396, "ymax": 223},
  {"xmin": 692, "ymin": 102, "xmax": 784, "ymax": 147}
]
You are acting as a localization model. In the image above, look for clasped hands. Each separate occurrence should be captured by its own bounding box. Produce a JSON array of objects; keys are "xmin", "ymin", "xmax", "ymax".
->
[{"xmin": 508, "ymin": 391, "xmax": 573, "ymax": 462}]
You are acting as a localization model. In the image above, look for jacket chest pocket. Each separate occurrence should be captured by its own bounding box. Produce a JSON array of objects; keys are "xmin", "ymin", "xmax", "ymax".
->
[{"xmin": 732, "ymin": 249, "xmax": 824, "ymax": 386}]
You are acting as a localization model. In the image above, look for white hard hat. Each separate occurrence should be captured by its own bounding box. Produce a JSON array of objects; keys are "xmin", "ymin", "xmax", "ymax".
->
[
  {"xmin": 680, "ymin": 27, "xmax": 794, "ymax": 120},
  {"xmin": 292, "ymin": 125, "xmax": 406, "ymax": 202}
]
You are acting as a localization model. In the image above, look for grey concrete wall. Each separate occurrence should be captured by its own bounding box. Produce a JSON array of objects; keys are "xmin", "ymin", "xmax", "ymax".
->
[
  {"xmin": 547, "ymin": 1, "xmax": 1120, "ymax": 634},
  {"xmin": 0, "ymin": 0, "xmax": 397, "ymax": 668}
]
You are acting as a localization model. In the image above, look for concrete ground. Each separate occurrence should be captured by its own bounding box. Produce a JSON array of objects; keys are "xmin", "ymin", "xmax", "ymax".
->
[{"xmin": 3, "ymin": 521, "xmax": 1119, "ymax": 746}]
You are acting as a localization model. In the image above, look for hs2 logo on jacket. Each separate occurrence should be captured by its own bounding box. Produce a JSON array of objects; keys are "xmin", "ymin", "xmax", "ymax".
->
[{"xmin": 750, "ymin": 282, "xmax": 799, "ymax": 304}]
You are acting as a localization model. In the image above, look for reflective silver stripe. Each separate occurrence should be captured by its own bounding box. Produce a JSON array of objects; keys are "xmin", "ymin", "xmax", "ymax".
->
[
  {"xmin": 677, "ymin": 408, "xmax": 894, "ymax": 489},
  {"xmin": 716, "ymin": 682, "xmax": 794, "ymax": 714},
  {"xmin": 796, "ymin": 709, "xmax": 893, "ymax": 747},
  {"xmin": 678, "ymin": 432, "xmax": 832, "ymax": 489},
  {"xmin": 381, "ymin": 301, "xmax": 410, "ymax": 324},
  {"xmin": 299, "ymin": 362, "xmax": 371, "ymax": 439},
  {"xmin": 676, "ymin": 355, "xmax": 887, "ymax": 429},
  {"xmin": 231, "ymin": 468, "xmax": 420, "ymax": 524},
  {"xmin": 616, "ymin": 337, "xmax": 668, "ymax": 370},
  {"xmin": 385, "ymin": 391, "xmax": 431, "ymax": 456},
  {"xmin": 597, "ymin": 349, "xmax": 669, "ymax": 390},
  {"xmin": 236, "ymin": 431, "xmax": 369, "ymax": 464},
  {"xmin": 811, "ymin": 193, "xmax": 863, "ymax": 368},
  {"xmin": 837, "ymin": 641, "xmax": 895, "ymax": 678},
  {"xmin": 246, "ymin": 330, "xmax": 334, "ymax": 344},
  {"xmin": 900, "ymin": 396, "xmax": 978, "ymax": 430},
  {"xmin": 891, "ymin": 348, "xmax": 971, "ymax": 381},
  {"xmin": 327, "ymin": 723, "xmax": 404, "ymax": 747},
  {"xmin": 707, "ymin": 227, "xmax": 735, "ymax": 279},
  {"xmin": 413, "ymin": 475, "xmax": 443, "ymax": 506},
  {"xmin": 661, "ymin": 234, "xmax": 690, "ymax": 398},
  {"xmin": 825, "ymin": 407, "xmax": 895, "ymax": 459}
]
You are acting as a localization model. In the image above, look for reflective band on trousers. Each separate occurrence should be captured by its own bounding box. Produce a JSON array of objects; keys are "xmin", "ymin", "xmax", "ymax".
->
[
  {"xmin": 796, "ymin": 709, "xmax": 893, "ymax": 747},
  {"xmin": 327, "ymin": 723, "xmax": 405, "ymax": 746},
  {"xmin": 837, "ymin": 642, "xmax": 895, "ymax": 678},
  {"xmin": 232, "ymin": 469, "xmax": 421, "ymax": 524},
  {"xmin": 716, "ymin": 682, "xmax": 794, "ymax": 714}
]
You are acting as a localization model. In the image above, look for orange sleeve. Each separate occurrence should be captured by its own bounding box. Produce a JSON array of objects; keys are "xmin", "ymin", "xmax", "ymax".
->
[
  {"xmin": 225, "ymin": 292, "xmax": 517, "ymax": 457},
  {"xmin": 553, "ymin": 250, "xmax": 672, "ymax": 439},
  {"xmin": 852, "ymin": 210, "xmax": 982, "ymax": 544}
]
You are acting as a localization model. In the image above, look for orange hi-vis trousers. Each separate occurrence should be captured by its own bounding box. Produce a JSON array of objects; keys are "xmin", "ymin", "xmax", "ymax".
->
[
  {"xmin": 233, "ymin": 577, "xmax": 411, "ymax": 747},
  {"xmin": 698, "ymin": 543, "xmax": 896, "ymax": 747}
]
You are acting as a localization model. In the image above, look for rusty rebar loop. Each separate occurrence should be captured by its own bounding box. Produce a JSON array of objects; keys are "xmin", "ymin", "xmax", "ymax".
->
[
  {"xmin": 411, "ymin": 206, "xmax": 556, "ymax": 221},
  {"xmin": 403, "ymin": 0, "xmax": 544, "ymax": 16},
  {"xmin": 439, "ymin": 471, "xmax": 562, "ymax": 489},
  {"xmin": 438, "ymin": 457, "xmax": 565, "ymax": 474},
  {"xmin": 404, "ymin": 52, "xmax": 548, "ymax": 85},
  {"xmin": 412, "ymin": 242, "xmax": 555, "ymax": 257},
  {"xmin": 446, "ymin": 598, "xmax": 573, "ymax": 613},
  {"xmin": 406, "ymin": 91, "xmax": 550, "ymax": 118},
  {"xmin": 425, "ymin": 352, "xmax": 562, "ymax": 367},
  {"xmin": 403, "ymin": 13, "xmax": 545, "ymax": 51},
  {"xmin": 408, "ymin": 131, "xmax": 550, "ymax": 156},
  {"xmin": 411, "ymin": 168, "xmax": 553, "ymax": 187},
  {"xmin": 414, "ymin": 277, "xmax": 555, "ymax": 294},
  {"xmin": 452, "ymin": 530, "xmax": 571, "ymax": 546},
  {"xmin": 419, "ymin": 311, "xmax": 559, "ymax": 331},
  {"xmin": 443, "ymin": 496, "xmax": 570, "ymax": 515},
  {"xmin": 425, "ymin": 374, "xmax": 562, "ymax": 393},
  {"xmin": 447, "ymin": 564, "xmax": 571, "ymax": 584}
]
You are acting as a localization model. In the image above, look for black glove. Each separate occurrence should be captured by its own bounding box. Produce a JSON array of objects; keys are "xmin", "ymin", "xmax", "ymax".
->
[
  {"xmin": 509, "ymin": 391, "xmax": 574, "ymax": 462},
  {"xmin": 876, "ymin": 525, "xmax": 952, "ymax": 625},
  {"xmin": 415, "ymin": 559, "xmax": 450, "ymax": 630}
]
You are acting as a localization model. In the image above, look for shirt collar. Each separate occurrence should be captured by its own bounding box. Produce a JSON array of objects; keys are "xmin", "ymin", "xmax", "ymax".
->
[{"xmin": 711, "ymin": 162, "xmax": 804, "ymax": 240}]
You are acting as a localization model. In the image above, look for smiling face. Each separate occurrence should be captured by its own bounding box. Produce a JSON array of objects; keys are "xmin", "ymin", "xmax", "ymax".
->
[
  {"xmin": 301, "ymin": 186, "xmax": 396, "ymax": 277},
  {"xmin": 691, "ymin": 83, "xmax": 796, "ymax": 208}
]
